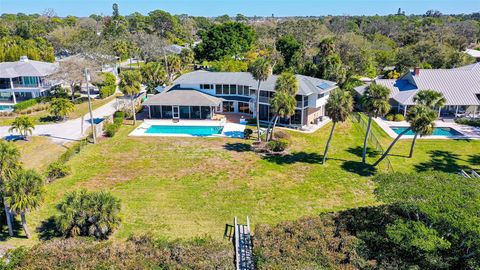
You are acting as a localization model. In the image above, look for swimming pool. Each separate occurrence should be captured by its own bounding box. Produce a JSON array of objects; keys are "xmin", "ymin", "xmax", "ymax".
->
[
  {"xmin": 0, "ymin": 105, "xmax": 13, "ymax": 112},
  {"xmin": 390, "ymin": 126, "xmax": 463, "ymax": 136},
  {"xmin": 145, "ymin": 125, "xmax": 224, "ymax": 136}
]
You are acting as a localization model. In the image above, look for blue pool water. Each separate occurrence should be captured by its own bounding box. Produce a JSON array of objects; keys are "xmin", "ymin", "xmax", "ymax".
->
[
  {"xmin": 145, "ymin": 125, "xmax": 224, "ymax": 136},
  {"xmin": 391, "ymin": 127, "xmax": 463, "ymax": 136},
  {"xmin": 0, "ymin": 105, "xmax": 13, "ymax": 112}
]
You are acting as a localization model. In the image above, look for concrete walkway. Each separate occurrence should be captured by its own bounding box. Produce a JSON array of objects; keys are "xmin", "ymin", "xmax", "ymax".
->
[{"xmin": 0, "ymin": 100, "xmax": 118, "ymax": 144}]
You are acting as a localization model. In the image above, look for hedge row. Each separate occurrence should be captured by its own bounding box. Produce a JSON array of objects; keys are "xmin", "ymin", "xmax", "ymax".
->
[
  {"xmin": 13, "ymin": 98, "xmax": 38, "ymax": 111},
  {"xmin": 104, "ymin": 111, "xmax": 125, "ymax": 137},
  {"xmin": 455, "ymin": 118, "xmax": 480, "ymax": 127}
]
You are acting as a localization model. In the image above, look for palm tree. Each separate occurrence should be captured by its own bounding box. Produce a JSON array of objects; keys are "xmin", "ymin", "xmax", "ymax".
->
[
  {"xmin": 119, "ymin": 70, "xmax": 143, "ymax": 125},
  {"xmin": 4, "ymin": 169, "xmax": 45, "ymax": 238},
  {"xmin": 322, "ymin": 89, "xmax": 353, "ymax": 164},
  {"xmin": 249, "ymin": 58, "xmax": 272, "ymax": 142},
  {"xmin": 413, "ymin": 89, "xmax": 446, "ymax": 109},
  {"xmin": 269, "ymin": 92, "xmax": 297, "ymax": 141},
  {"xmin": 49, "ymin": 98, "xmax": 75, "ymax": 121},
  {"xmin": 267, "ymin": 72, "xmax": 298, "ymax": 140},
  {"xmin": 373, "ymin": 105, "xmax": 436, "ymax": 166},
  {"xmin": 360, "ymin": 84, "xmax": 391, "ymax": 163},
  {"xmin": 408, "ymin": 90, "xmax": 446, "ymax": 158},
  {"xmin": 9, "ymin": 116, "xmax": 35, "ymax": 141},
  {"xmin": 56, "ymin": 189, "xmax": 121, "ymax": 239},
  {"xmin": 0, "ymin": 141, "xmax": 21, "ymax": 236}
]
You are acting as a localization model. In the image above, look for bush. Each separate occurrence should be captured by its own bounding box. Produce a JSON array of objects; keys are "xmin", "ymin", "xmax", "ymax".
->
[
  {"xmin": 394, "ymin": 114, "xmax": 405, "ymax": 121},
  {"xmin": 272, "ymin": 130, "xmax": 291, "ymax": 141},
  {"xmin": 104, "ymin": 123, "xmax": 120, "ymax": 137},
  {"xmin": 58, "ymin": 139, "xmax": 88, "ymax": 164},
  {"xmin": 244, "ymin": 128, "xmax": 253, "ymax": 139},
  {"xmin": 385, "ymin": 114, "xmax": 394, "ymax": 121},
  {"xmin": 455, "ymin": 118, "xmax": 480, "ymax": 127},
  {"xmin": 46, "ymin": 162, "xmax": 70, "ymax": 181},
  {"xmin": 246, "ymin": 118, "xmax": 257, "ymax": 125},
  {"xmin": 55, "ymin": 190, "xmax": 121, "ymax": 239},
  {"xmin": 13, "ymin": 99, "xmax": 38, "ymax": 112},
  {"xmin": 98, "ymin": 73, "xmax": 117, "ymax": 99},
  {"xmin": 266, "ymin": 139, "xmax": 289, "ymax": 152},
  {"xmin": 99, "ymin": 85, "xmax": 116, "ymax": 99},
  {"xmin": 113, "ymin": 111, "xmax": 125, "ymax": 124}
]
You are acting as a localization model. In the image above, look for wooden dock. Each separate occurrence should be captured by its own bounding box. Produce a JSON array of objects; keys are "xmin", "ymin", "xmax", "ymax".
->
[{"xmin": 234, "ymin": 216, "xmax": 254, "ymax": 270}]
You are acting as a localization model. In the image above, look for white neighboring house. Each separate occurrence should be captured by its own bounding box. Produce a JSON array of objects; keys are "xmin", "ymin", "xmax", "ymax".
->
[
  {"xmin": 143, "ymin": 71, "xmax": 338, "ymax": 128},
  {"xmin": 354, "ymin": 63, "xmax": 480, "ymax": 118},
  {"xmin": 0, "ymin": 56, "xmax": 59, "ymax": 104}
]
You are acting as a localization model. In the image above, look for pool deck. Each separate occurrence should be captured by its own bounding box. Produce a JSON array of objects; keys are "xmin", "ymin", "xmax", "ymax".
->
[
  {"xmin": 129, "ymin": 119, "xmax": 246, "ymax": 138},
  {"xmin": 374, "ymin": 117, "xmax": 480, "ymax": 140}
]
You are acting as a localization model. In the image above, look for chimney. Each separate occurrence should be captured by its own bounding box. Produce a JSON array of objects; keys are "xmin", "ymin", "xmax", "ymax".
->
[
  {"xmin": 414, "ymin": 67, "xmax": 420, "ymax": 76},
  {"xmin": 19, "ymin": 56, "xmax": 29, "ymax": 62}
]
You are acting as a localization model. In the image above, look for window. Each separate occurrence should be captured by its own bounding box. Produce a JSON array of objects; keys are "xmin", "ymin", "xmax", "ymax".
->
[
  {"xmin": 222, "ymin": 101, "xmax": 234, "ymax": 112},
  {"xmin": 180, "ymin": 106, "xmax": 190, "ymax": 118},
  {"xmin": 201, "ymin": 106, "xmax": 211, "ymax": 119},
  {"xmin": 230, "ymin": 84, "xmax": 237, "ymax": 95},
  {"xmin": 215, "ymin": 85, "xmax": 222, "ymax": 95},
  {"xmin": 238, "ymin": 102, "xmax": 251, "ymax": 114},
  {"xmin": 222, "ymin": 84, "xmax": 230, "ymax": 95},
  {"xmin": 161, "ymin": 106, "xmax": 172, "ymax": 119},
  {"xmin": 191, "ymin": 106, "xmax": 201, "ymax": 119},
  {"xmin": 200, "ymin": 84, "xmax": 212, "ymax": 90},
  {"xmin": 243, "ymin": 86, "xmax": 250, "ymax": 96}
]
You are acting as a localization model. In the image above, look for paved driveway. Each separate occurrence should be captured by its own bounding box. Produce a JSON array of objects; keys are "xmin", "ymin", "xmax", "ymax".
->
[{"xmin": 0, "ymin": 100, "xmax": 118, "ymax": 144}]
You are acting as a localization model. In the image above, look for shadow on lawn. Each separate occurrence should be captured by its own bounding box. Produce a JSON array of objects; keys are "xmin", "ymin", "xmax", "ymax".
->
[
  {"xmin": 346, "ymin": 146, "xmax": 381, "ymax": 158},
  {"xmin": 223, "ymin": 142, "xmax": 251, "ymax": 152},
  {"xmin": 37, "ymin": 216, "xmax": 61, "ymax": 241},
  {"xmin": 0, "ymin": 214, "xmax": 26, "ymax": 240},
  {"xmin": 263, "ymin": 152, "xmax": 323, "ymax": 165},
  {"xmin": 341, "ymin": 161, "xmax": 377, "ymax": 176},
  {"xmin": 468, "ymin": 154, "xmax": 480, "ymax": 167},
  {"xmin": 414, "ymin": 150, "xmax": 469, "ymax": 173}
]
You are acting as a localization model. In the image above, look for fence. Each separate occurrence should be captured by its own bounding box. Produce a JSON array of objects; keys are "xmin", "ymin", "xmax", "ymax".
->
[{"xmin": 351, "ymin": 113, "xmax": 394, "ymax": 173}]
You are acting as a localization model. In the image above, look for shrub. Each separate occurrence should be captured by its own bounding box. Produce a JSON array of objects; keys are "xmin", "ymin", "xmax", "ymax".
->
[
  {"xmin": 58, "ymin": 139, "xmax": 88, "ymax": 163},
  {"xmin": 394, "ymin": 114, "xmax": 404, "ymax": 121},
  {"xmin": 244, "ymin": 128, "xmax": 253, "ymax": 139},
  {"xmin": 104, "ymin": 123, "xmax": 120, "ymax": 137},
  {"xmin": 55, "ymin": 189, "xmax": 121, "ymax": 239},
  {"xmin": 246, "ymin": 118, "xmax": 257, "ymax": 125},
  {"xmin": 385, "ymin": 114, "xmax": 394, "ymax": 121},
  {"xmin": 266, "ymin": 139, "xmax": 289, "ymax": 152},
  {"xmin": 113, "ymin": 111, "xmax": 125, "ymax": 125},
  {"xmin": 46, "ymin": 162, "xmax": 70, "ymax": 181},
  {"xmin": 455, "ymin": 118, "xmax": 480, "ymax": 127},
  {"xmin": 13, "ymin": 99, "xmax": 38, "ymax": 112},
  {"xmin": 99, "ymin": 85, "xmax": 116, "ymax": 99},
  {"xmin": 272, "ymin": 130, "xmax": 291, "ymax": 141}
]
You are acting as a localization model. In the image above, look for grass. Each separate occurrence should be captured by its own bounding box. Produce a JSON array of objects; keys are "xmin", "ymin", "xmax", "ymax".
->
[
  {"xmin": 0, "ymin": 96, "xmax": 116, "ymax": 126},
  {"xmin": 15, "ymin": 137, "xmax": 69, "ymax": 171},
  {"xmin": 3, "ymin": 118, "xmax": 479, "ymax": 247}
]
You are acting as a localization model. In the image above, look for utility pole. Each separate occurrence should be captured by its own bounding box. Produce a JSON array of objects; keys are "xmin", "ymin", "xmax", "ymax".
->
[{"xmin": 84, "ymin": 68, "xmax": 96, "ymax": 144}]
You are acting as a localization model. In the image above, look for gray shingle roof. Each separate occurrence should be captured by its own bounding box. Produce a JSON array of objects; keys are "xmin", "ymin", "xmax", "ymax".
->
[
  {"xmin": 0, "ymin": 59, "xmax": 58, "ymax": 78},
  {"xmin": 373, "ymin": 63, "xmax": 480, "ymax": 106},
  {"xmin": 144, "ymin": 89, "xmax": 224, "ymax": 106},
  {"xmin": 170, "ymin": 71, "xmax": 337, "ymax": 96}
]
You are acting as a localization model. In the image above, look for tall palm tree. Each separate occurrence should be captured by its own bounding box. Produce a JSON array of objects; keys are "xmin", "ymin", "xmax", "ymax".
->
[
  {"xmin": 249, "ymin": 58, "xmax": 272, "ymax": 142},
  {"xmin": 9, "ymin": 116, "xmax": 35, "ymax": 141},
  {"xmin": 360, "ymin": 84, "xmax": 391, "ymax": 163},
  {"xmin": 0, "ymin": 141, "xmax": 21, "ymax": 236},
  {"xmin": 408, "ymin": 90, "xmax": 446, "ymax": 158},
  {"xmin": 267, "ymin": 72, "xmax": 298, "ymax": 140},
  {"xmin": 269, "ymin": 92, "xmax": 297, "ymax": 141},
  {"xmin": 49, "ymin": 98, "xmax": 75, "ymax": 121},
  {"xmin": 413, "ymin": 89, "xmax": 446, "ymax": 109},
  {"xmin": 119, "ymin": 70, "xmax": 143, "ymax": 125},
  {"xmin": 373, "ymin": 105, "xmax": 436, "ymax": 166},
  {"xmin": 4, "ymin": 169, "xmax": 45, "ymax": 238},
  {"xmin": 323, "ymin": 89, "xmax": 353, "ymax": 164}
]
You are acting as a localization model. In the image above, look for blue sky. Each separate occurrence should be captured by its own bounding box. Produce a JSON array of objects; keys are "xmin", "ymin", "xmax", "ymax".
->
[{"xmin": 1, "ymin": 0, "xmax": 479, "ymax": 17}]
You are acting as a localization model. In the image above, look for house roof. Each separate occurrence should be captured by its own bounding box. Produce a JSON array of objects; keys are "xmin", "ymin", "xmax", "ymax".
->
[
  {"xmin": 465, "ymin": 49, "xmax": 480, "ymax": 58},
  {"xmin": 0, "ymin": 57, "xmax": 58, "ymax": 78},
  {"xmin": 143, "ymin": 89, "xmax": 224, "ymax": 107},
  {"xmin": 170, "ymin": 71, "xmax": 337, "ymax": 96},
  {"xmin": 370, "ymin": 63, "xmax": 480, "ymax": 106}
]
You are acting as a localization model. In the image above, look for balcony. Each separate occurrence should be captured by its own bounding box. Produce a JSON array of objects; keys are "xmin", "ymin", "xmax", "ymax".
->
[{"xmin": 11, "ymin": 81, "xmax": 56, "ymax": 89}]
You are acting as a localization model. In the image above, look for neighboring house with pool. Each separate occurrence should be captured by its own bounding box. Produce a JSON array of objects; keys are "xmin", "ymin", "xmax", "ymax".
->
[
  {"xmin": 143, "ymin": 70, "xmax": 338, "ymax": 129},
  {"xmin": 0, "ymin": 56, "xmax": 58, "ymax": 110},
  {"xmin": 355, "ymin": 63, "xmax": 480, "ymax": 118}
]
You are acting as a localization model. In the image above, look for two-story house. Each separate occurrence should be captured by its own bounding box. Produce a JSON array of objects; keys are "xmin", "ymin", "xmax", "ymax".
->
[
  {"xmin": 143, "ymin": 71, "xmax": 337, "ymax": 128},
  {"xmin": 0, "ymin": 56, "xmax": 58, "ymax": 105}
]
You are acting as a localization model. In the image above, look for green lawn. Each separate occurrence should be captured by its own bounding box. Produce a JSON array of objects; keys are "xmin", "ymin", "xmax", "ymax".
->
[{"xmin": 3, "ymin": 118, "xmax": 479, "ymax": 246}]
